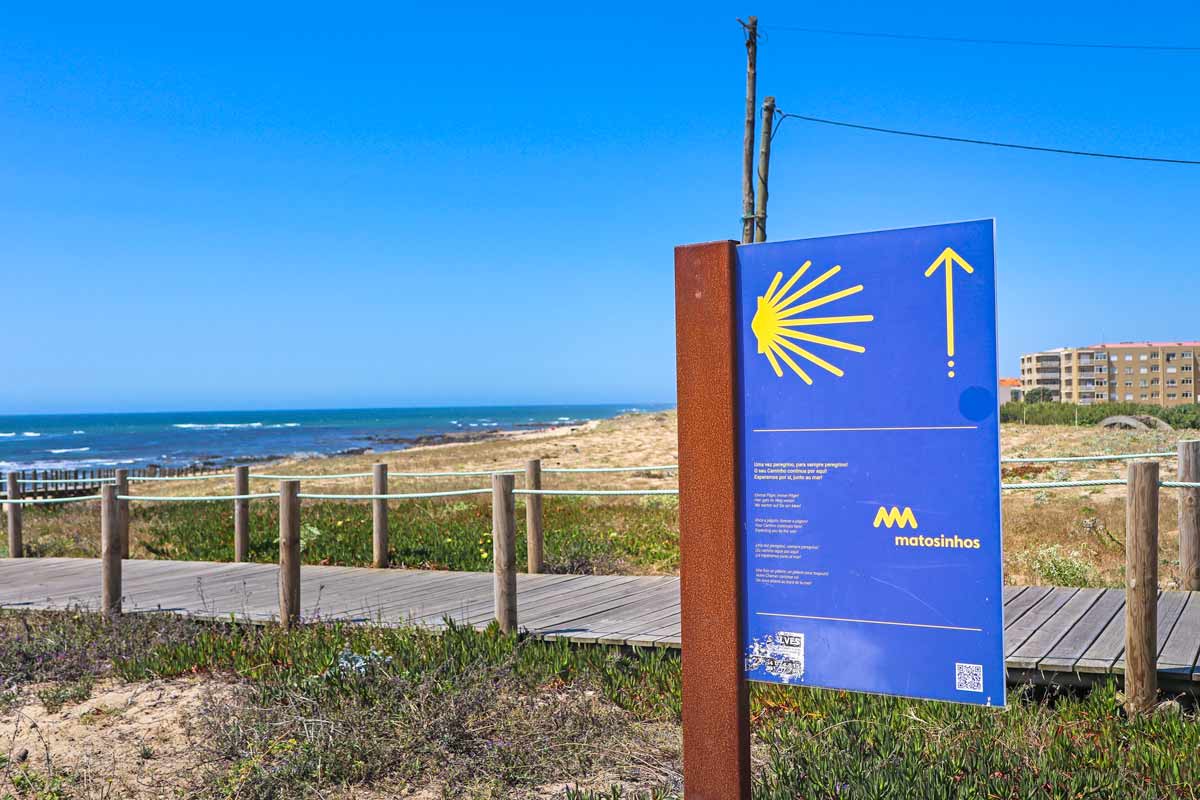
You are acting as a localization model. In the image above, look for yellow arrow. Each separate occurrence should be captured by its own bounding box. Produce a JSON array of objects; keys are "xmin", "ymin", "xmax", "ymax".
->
[{"xmin": 923, "ymin": 247, "xmax": 974, "ymax": 359}]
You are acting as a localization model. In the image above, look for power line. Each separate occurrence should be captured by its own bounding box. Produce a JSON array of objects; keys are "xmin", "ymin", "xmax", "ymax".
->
[
  {"xmin": 772, "ymin": 112, "xmax": 1200, "ymax": 165},
  {"xmin": 762, "ymin": 24, "xmax": 1200, "ymax": 53}
]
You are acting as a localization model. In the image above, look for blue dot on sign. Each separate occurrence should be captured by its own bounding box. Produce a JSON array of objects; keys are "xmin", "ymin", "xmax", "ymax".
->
[{"xmin": 959, "ymin": 386, "xmax": 994, "ymax": 422}]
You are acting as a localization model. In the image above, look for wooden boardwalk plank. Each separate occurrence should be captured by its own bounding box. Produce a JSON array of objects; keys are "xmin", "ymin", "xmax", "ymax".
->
[
  {"xmin": 1008, "ymin": 588, "xmax": 1103, "ymax": 670},
  {"xmin": 414, "ymin": 574, "xmax": 599, "ymax": 627},
  {"xmin": 1005, "ymin": 588, "xmax": 1078, "ymax": 657},
  {"xmin": 1038, "ymin": 588, "xmax": 1125, "ymax": 672},
  {"xmin": 1076, "ymin": 591, "xmax": 1132, "ymax": 675},
  {"xmin": 1159, "ymin": 593, "xmax": 1200, "ymax": 681},
  {"xmin": 515, "ymin": 578, "xmax": 675, "ymax": 635},
  {"xmin": 1154, "ymin": 591, "xmax": 1190, "ymax": 660},
  {"xmin": 415, "ymin": 575, "xmax": 643, "ymax": 628},
  {"xmin": 1003, "ymin": 586, "xmax": 1052, "ymax": 628},
  {"xmin": 1003, "ymin": 586, "xmax": 1027, "ymax": 605},
  {"xmin": 3, "ymin": 559, "xmax": 1198, "ymax": 689}
]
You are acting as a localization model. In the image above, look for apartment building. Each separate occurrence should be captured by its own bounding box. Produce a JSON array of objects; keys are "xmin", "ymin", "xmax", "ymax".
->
[{"xmin": 1019, "ymin": 342, "xmax": 1200, "ymax": 407}]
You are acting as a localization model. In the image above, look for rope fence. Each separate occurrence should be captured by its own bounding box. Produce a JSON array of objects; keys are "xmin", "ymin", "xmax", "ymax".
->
[
  {"xmin": 251, "ymin": 471, "xmax": 374, "ymax": 480},
  {"xmin": 117, "ymin": 493, "xmax": 278, "ymax": 502},
  {"xmin": 514, "ymin": 488, "xmax": 679, "ymax": 496},
  {"xmin": 129, "ymin": 473, "xmax": 235, "ymax": 483},
  {"xmin": 1002, "ymin": 451, "xmax": 1175, "ymax": 464},
  {"xmin": 1001, "ymin": 479, "xmax": 1127, "ymax": 490},
  {"xmin": 296, "ymin": 488, "xmax": 493, "ymax": 500},
  {"xmin": 543, "ymin": 465, "xmax": 678, "ymax": 473},
  {"xmin": 2, "ymin": 494, "xmax": 104, "ymax": 506},
  {"xmin": 8, "ymin": 470, "xmax": 1200, "ymax": 499},
  {"xmin": 8, "ymin": 478, "xmax": 1199, "ymax": 499},
  {"xmin": 15, "ymin": 449, "xmax": 1188, "ymax": 488}
]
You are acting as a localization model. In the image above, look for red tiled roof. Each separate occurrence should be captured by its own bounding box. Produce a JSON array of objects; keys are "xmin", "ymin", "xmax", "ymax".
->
[
  {"xmin": 1087, "ymin": 342, "xmax": 1200, "ymax": 349},
  {"xmin": 998, "ymin": 378, "xmax": 1021, "ymax": 387}
]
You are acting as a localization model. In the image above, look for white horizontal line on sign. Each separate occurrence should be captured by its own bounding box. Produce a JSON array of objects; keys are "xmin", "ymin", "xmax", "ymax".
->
[
  {"xmin": 753, "ymin": 425, "xmax": 979, "ymax": 433},
  {"xmin": 756, "ymin": 611, "xmax": 982, "ymax": 633}
]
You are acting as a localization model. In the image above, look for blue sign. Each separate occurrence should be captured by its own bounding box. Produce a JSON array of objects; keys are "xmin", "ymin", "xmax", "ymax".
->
[{"xmin": 737, "ymin": 220, "xmax": 1004, "ymax": 706}]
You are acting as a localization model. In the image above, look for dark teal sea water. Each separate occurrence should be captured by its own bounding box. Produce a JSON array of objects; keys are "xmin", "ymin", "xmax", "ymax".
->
[{"xmin": 0, "ymin": 404, "xmax": 670, "ymax": 471}]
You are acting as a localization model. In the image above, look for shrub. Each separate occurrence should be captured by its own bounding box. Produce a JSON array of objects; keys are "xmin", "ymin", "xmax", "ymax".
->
[
  {"xmin": 1001, "ymin": 400, "xmax": 1200, "ymax": 429},
  {"xmin": 1018, "ymin": 544, "xmax": 1097, "ymax": 587}
]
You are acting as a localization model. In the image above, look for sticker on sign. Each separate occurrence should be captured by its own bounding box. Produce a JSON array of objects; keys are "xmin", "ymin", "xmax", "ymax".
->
[{"xmin": 745, "ymin": 631, "xmax": 805, "ymax": 684}]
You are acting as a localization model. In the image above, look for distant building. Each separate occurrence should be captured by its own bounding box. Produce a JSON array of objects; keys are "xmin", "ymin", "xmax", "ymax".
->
[
  {"xmin": 1019, "ymin": 342, "xmax": 1200, "ymax": 407},
  {"xmin": 998, "ymin": 378, "xmax": 1022, "ymax": 403}
]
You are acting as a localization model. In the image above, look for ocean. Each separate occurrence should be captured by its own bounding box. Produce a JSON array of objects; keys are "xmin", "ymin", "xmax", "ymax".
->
[{"xmin": 0, "ymin": 404, "xmax": 670, "ymax": 472}]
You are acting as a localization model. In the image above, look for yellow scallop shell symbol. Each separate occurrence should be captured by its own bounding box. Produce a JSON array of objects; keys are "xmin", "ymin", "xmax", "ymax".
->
[{"xmin": 750, "ymin": 261, "xmax": 874, "ymax": 383}]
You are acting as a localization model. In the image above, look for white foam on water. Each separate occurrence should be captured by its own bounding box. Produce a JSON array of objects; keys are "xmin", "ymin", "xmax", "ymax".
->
[
  {"xmin": 0, "ymin": 457, "xmax": 136, "ymax": 471},
  {"xmin": 174, "ymin": 422, "xmax": 263, "ymax": 430},
  {"xmin": 172, "ymin": 421, "xmax": 299, "ymax": 431},
  {"xmin": 47, "ymin": 447, "xmax": 91, "ymax": 454},
  {"xmin": 21, "ymin": 432, "xmax": 41, "ymax": 437}
]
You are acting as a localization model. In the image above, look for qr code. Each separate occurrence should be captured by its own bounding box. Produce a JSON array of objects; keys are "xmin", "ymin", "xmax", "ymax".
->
[{"xmin": 955, "ymin": 662, "xmax": 984, "ymax": 692}]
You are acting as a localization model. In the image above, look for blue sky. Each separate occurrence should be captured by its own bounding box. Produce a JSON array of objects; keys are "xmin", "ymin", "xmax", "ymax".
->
[{"xmin": 3, "ymin": 2, "xmax": 1197, "ymax": 413}]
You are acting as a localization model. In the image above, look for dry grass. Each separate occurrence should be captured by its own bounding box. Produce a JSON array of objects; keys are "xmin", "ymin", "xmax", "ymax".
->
[{"xmin": 1000, "ymin": 422, "xmax": 1197, "ymax": 588}]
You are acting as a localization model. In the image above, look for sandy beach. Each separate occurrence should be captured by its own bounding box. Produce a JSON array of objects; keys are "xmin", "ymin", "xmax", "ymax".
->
[{"xmin": 127, "ymin": 410, "xmax": 681, "ymax": 497}]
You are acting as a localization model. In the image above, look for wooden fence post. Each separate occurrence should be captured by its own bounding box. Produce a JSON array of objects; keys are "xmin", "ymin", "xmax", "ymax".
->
[
  {"xmin": 234, "ymin": 466, "xmax": 250, "ymax": 562},
  {"xmin": 372, "ymin": 463, "xmax": 389, "ymax": 568},
  {"xmin": 524, "ymin": 459, "xmax": 543, "ymax": 574},
  {"xmin": 5, "ymin": 473, "xmax": 22, "ymax": 558},
  {"xmin": 100, "ymin": 484, "xmax": 121, "ymax": 618},
  {"xmin": 279, "ymin": 480, "xmax": 300, "ymax": 628},
  {"xmin": 1124, "ymin": 461, "xmax": 1159, "ymax": 714},
  {"xmin": 1178, "ymin": 440, "xmax": 1200, "ymax": 591},
  {"xmin": 115, "ymin": 468, "xmax": 130, "ymax": 559},
  {"xmin": 492, "ymin": 473, "xmax": 517, "ymax": 633}
]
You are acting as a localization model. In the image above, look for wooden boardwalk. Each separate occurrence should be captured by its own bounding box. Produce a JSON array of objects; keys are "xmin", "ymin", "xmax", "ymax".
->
[{"xmin": 1, "ymin": 559, "xmax": 1197, "ymax": 691}]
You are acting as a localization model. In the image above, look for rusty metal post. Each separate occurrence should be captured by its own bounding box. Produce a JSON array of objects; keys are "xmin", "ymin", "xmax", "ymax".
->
[{"xmin": 674, "ymin": 239, "xmax": 751, "ymax": 799}]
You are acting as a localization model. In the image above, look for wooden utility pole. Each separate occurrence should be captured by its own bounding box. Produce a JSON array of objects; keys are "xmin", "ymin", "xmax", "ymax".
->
[
  {"xmin": 754, "ymin": 95, "xmax": 776, "ymax": 242},
  {"xmin": 739, "ymin": 17, "xmax": 758, "ymax": 244}
]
